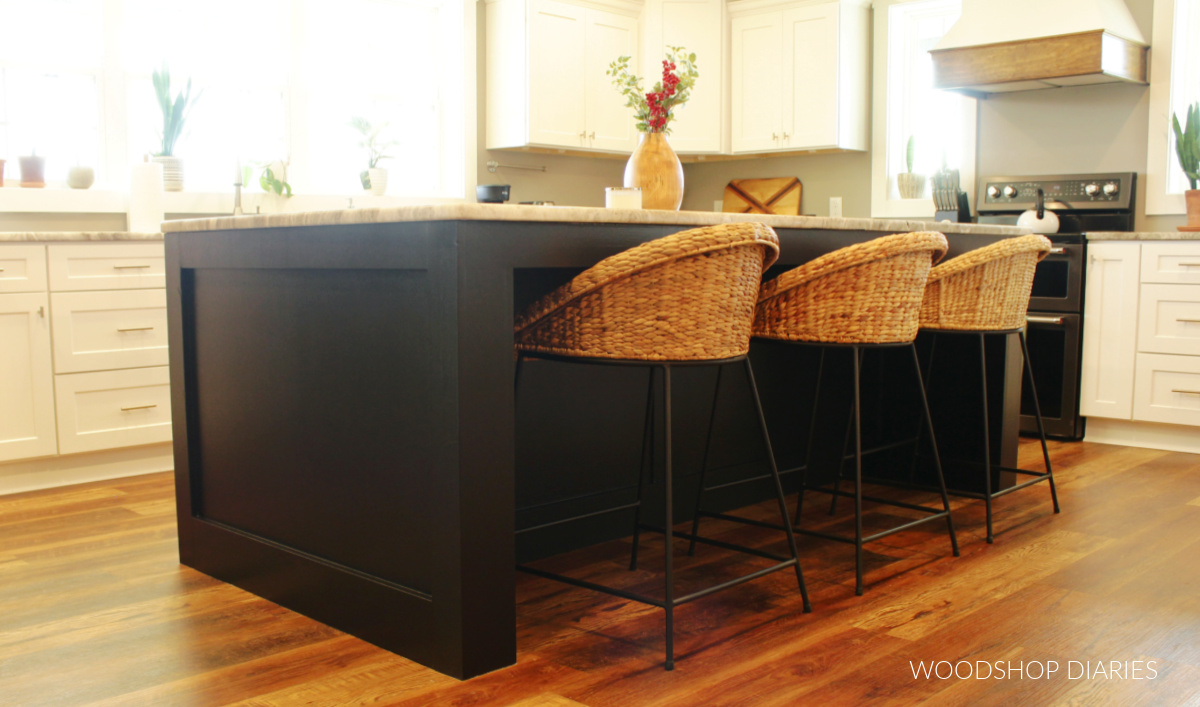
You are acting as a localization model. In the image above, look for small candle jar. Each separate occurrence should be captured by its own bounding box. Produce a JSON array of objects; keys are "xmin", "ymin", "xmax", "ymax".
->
[{"xmin": 605, "ymin": 187, "xmax": 642, "ymax": 210}]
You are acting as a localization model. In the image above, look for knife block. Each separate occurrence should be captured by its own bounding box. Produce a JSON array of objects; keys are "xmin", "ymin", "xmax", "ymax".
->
[{"xmin": 935, "ymin": 191, "xmax": 972, "ymax": 223}]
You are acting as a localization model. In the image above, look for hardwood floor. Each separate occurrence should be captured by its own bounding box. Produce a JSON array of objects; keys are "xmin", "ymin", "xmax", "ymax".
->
[{"xmin": 2, "ymin": 439, "xmax": 1199, "ymax": 706}]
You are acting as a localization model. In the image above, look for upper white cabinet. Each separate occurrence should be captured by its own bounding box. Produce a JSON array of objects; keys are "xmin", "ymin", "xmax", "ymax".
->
[
  {"xmin": 729, "ymin": 0, "xmax": 868, "ymax": 154},
  {"xmin": 641, "ymin": 0, "xmax": 723, "ymax": 153},
  {"xmin": 487, "ymin": 0, "xmax": 641, "ymax": 153}
]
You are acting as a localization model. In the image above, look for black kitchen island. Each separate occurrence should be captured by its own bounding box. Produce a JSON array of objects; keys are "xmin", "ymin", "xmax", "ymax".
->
[{"xmin": 164, "ymin": 205, "xmax": 1029, "ymax": 679}]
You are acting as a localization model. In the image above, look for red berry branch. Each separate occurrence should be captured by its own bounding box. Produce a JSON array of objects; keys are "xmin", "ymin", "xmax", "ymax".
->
[{"xmin": 607, "ymin": 47, "xmax": 699, "ymax": 134}]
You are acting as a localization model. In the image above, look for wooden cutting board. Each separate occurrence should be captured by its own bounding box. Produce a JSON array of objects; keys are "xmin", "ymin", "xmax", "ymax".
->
[{"xmin": 722, "ymin": 177, "xmax": 802, "ymax": 215}]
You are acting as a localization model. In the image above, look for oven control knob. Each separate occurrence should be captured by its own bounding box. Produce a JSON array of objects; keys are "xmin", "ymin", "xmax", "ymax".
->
[
  {"xmin": 1084, "ymin": 183, "xmax": 1100, "ymax": 196},
  {"xmin": 987, "ymin": 185, "xmax": 1001, "ymax": 199},
  {"xmin": 1103, "ymin": 182, "xmax": 1119, "ymax": 196},
  {"xmin": 1002, "ymin": 185, "xmax": 1018, "ymax": 198}
]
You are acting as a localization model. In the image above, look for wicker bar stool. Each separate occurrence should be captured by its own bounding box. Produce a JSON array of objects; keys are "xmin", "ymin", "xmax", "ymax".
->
[
  {"xmin": 513, "ymin": 222, "xmax": 811, "ymax": 671},
  {"xmin": 737, "ymin": 231, "xmax": 960, "ymax": 596},
  {"xmin": 917, "ymin": 234, "xmax": 1060, "ymax": 543}
]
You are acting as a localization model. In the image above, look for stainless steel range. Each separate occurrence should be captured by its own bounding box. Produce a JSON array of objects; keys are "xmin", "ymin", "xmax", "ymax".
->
[{"xmin": 976, "ymin": 172, "xmax": 1137, "ymax": 440}]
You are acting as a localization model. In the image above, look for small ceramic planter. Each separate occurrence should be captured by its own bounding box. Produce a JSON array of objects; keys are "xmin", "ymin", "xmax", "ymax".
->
[
  {"xmin": 19, "ymin": 155, "xmax": 46, "ymax": 188},
  {"xmin": 68, "ymin": 166, "xmax": 95, "ymax": 189},
  {"xmin": 153, "ymin": 156, "xmax": 184, "ymax": 192},
  {"xmin": 897, "ymin": 172, "xmax": 925, "ymax": 199},
  {"xmin": 368, "ymin": 167, "xmax": 388, "ymax": 196}
]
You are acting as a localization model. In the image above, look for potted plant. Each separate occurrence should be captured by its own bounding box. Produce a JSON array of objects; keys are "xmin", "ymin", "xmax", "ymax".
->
[
  {"xmin": 1173, "ymin": 102, "xmax": 1200, "ymax": 227},
  {"xmin": 350, "ymin": 117, "xmax": 396, "ymax": 196},
  {"xmin": 152, "ymin": 63, "xmax": 199, "ymax": 192},
  {"xmin": 897, "ymin": 136, "xmax": 924, "ymax": 199},
  {"xmin": 18, "ymin": 153, "xmax": 45, "ymax": 188},
  {"xmin": 259, "ymin": 159, "xmax": 292, "ymax": 197},
  {"xmin": 607, "ymin": 46, "xmax": 699, "ymax": 210}
]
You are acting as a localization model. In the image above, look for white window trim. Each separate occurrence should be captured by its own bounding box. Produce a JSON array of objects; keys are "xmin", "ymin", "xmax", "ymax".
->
[
  {"xmin": 1146, "ymin": 0, "xmax": 1185, "ymax": 215},
  {"xmin": 869, "ymin": 0, "xmax": 976, "ymax": 219}
]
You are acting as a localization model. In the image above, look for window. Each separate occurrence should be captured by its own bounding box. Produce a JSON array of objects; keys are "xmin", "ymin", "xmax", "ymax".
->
[
  {"xmin": 0, "ymin": 0, "xmax": 472, "ymax": 200},
  {"xmin": 1147, "ymin": 0, "xmax": 1200, "ymax": 214},
  {"xmin": 870, "ymin": 0, "xmax": 977, "ymax": 218}
]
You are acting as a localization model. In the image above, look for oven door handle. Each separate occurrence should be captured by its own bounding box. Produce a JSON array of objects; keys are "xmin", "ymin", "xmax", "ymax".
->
[
  {"xmin": 1026, "ymin": 315, "xmax": 1065, "ymax": 325},
  {"xmin": 1048, "ymin": 247, "xmax": 1066, "ymax": 255}
]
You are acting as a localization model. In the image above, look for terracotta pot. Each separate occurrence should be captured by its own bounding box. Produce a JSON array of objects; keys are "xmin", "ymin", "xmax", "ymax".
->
[
  {"xmin": 19, "ymin": 155, "xmax": 45, "ymax": 188},
  {"xmin": 152, "ymin": 155, "xmax": 184, "ymax": 192},
  {"xmin": 624, "ymin": 132, "xmax": 683, "ymax": 211},
  {"xmin": 1187, "ymin": 189, "xmax": 1200, "ymax": 227},
  {"xmin": 897, "ymin": 172, "xmax": 925, "ymax": 199}
]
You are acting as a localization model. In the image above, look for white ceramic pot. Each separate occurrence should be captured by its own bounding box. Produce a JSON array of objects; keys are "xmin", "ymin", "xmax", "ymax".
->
[
  {"xmin": 897, "ymin": 172, "xmax": 925, "ymax": 199},
  {"xmin": 368, "ymin": 167, "xmax": 388, "ymax": 196},
  {"xmin": 152, "ymin": 156, "xmax": 184, "ymax": 192},
  {"xmin": 67, "ymin": 166, "xmax": 95, "ymax": 189},
  {"xmin": 1017, "ymin": 207, "xmax": 1060, "ymax": 234}
]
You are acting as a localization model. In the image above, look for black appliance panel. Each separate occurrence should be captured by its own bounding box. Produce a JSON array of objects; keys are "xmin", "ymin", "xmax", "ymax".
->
[
  {"xmin": 1020, "ymin": 313, "xmax": 1083, "ymax": 440},
  {"xmin": 1028, "ymin": 240, "xmax": 1083, "ymax": 313}
]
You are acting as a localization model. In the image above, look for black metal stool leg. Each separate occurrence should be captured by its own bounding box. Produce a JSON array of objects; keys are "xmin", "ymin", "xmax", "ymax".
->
[
  {"xmin": 852, "ymin": 345, "xmax": 865, "ymax": 596},
  {"xmin": 744, "ymin": 358, "xmax": 812, "ymax": 610},
  {"xmin": 688, "ymin": 365, "xmax": 724, "ymax": 556},
  {"xmin": 662, "ymin": 363, "xmax": 675, "ymax": 671},
  {"xmin": 630, "ymin": 368, "xmax": 656, "ymax": 571},
  {"xmin": 830, "ymin": 348, "xmax": 865, "ymax": 516},
  {"xmin": 979, "ymin": 334, "xmax": 994, "ymax": 544},
  {"xmin": 911, "ymin": 343, "xmax": 959, "ymax": 558},
  {"xmin": 908, "ymin": 333, "xmax": 938, "ymax": 484},
  {"xmin": 796, "ymin": 348, "xmax": 826, "ymax": 523},
  {"xmin": 1019, "ymin": 330, "xmax": 1060, "ymax": 513}
]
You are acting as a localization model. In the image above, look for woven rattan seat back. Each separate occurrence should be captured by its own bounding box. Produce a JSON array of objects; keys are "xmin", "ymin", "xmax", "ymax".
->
[
  {"xmin": 752, "ymin": 231, "xmax": 948, "ymax": 344},
  {"xmin": 919, "ymin": 234, "xmax": 1052, "ymax": 332},
  {"xmin": 514, "ymin": 222, "xmax": 781, "ymax": 361}
]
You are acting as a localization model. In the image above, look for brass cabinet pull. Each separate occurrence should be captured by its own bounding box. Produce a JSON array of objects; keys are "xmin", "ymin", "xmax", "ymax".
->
[
  {"xmin": 1178, "ymin": 262, "xmax": 1200, "ymax": 267},
  {"xmin": 1177, "ymin": 318, "xmax": 1200, "ymax": 324},
  {"xmin": 120, "ymin": 404, "xmax": 158, "ymax": 411},
  {"xmin": 1171, "ymin": 389, "xmax": 1200, "ymax": 395},
  {"xmin": 117, "ymin": 326, "xmax": 154, "ymax": 332},
  {"xmin": 113, "ymin": 264, "xmax": 152, "ymax": 270}
]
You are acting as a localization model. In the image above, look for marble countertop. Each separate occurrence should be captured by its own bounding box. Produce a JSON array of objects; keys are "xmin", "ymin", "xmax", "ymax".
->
[
  {"xmin": 0, "ymin": 231, "xmax": 163, "ymax": 242},
  {"xmin": 161, "ymin": 203, "xmax": 1031, "ymax": 236},
  {"xmin": 1087, "ymin": 231, "xmax": 1200, "ymax": 241}
]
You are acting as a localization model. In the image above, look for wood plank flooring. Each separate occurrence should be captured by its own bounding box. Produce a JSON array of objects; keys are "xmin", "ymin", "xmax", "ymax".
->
[{"xmin": 2, "ymin": 439, "xmax": 1199, "ymax": 706}]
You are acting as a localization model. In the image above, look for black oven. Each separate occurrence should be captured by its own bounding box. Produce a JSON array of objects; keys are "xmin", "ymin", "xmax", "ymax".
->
[{"xmin": 977, "ymin": 172, "xmax": 1136, "ymax": 440}]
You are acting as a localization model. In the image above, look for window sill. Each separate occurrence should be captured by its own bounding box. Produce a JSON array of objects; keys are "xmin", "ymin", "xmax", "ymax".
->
[{"xmin": 0, "ymin": 185, "xmax": 467, "ymax": 216}]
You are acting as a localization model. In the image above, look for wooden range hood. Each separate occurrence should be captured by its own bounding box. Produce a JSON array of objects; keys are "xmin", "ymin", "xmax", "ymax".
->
[{"xmin": 929, "ymin": 0, "xmax": 1148, "ymax": 98}]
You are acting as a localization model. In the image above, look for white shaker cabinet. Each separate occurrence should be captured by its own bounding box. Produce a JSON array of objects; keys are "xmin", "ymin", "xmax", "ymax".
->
[
  {"xmin": 641, "ymin": 0, "xmax": 723, "ymax": 153},
  {"xmin": 0, "ymin": 291, "xmax": 57, "ymax": 463},
  {"xmin": 729, "ymin": 0, "xmax": 869, "ymax": 155},
  {"xmin": 1079, "ymin": 242, "xmax": 1140, "ymax": 419},
  {"xmin": 487, "ymin": 0, "xmax": 641, "ymax": 154}
]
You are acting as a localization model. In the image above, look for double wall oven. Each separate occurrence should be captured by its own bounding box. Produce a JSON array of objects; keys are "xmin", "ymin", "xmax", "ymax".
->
[{"xmin": 976, "ymin": 172, "xmax": 1137, "ymax": 440}]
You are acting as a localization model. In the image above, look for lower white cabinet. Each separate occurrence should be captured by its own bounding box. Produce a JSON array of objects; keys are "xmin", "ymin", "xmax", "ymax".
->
[
  {"xmin": 54, "ymin": 366, "xmax": 172, "ymax": 455},
  {"xmin": 0, "ymin": 293, "xmax": 57, "ymax": 462},
  {"xmin": 0, "ymin": 240, "xmax": 172, "ymax": 492},
  {"xmin": 1082, "ymin": 239, "xmax": 1200, "ymax": 451}
]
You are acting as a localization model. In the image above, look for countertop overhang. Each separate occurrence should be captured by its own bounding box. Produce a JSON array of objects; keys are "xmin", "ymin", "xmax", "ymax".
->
[
  {"xmin": 161, "ymin": 203, "xmax": 1031, "ymax": 236},
  {"xmin": 0, "ymin": 231, "xmax": 163, "ymax": 242}
]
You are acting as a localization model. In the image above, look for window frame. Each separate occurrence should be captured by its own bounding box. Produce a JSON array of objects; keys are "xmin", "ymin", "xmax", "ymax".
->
[
  {"xmin": 869, "ymin": 0, "xmax": 977, "ymax": 219},
  {"xmin": 1146, "ymin": 0, "xmax": 1190, "ymax": 215}
]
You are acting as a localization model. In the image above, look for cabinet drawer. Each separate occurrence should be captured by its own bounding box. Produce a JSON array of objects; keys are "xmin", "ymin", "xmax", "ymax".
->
[
  {"xmin": 1136, "ymin": 284, "xmax": 1200, "ymax": 356},
  {"xmin": 1133, "ymin": 353, "xmax": 1200, "ymax": 427},
  {"xmin": 50, "ymin": 290, "xmax": 168, "ymax": 373},
  {"xmin": 48, "ymin": 243, "xmax": 165, "ymax": 291},
  {"xmin": 0, "ymin": 245, "xmax": 48, "ymax": 294},
  {"xmin": 54, "ymin": 366, "xmax": 172, "ymax": 454},
  {"xmin": 1140, "ymin": 242, "xmax": 1200, "ymax": 284}
]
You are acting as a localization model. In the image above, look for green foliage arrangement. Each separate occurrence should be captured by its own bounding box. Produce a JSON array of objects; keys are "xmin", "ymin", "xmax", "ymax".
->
[
  {"xmin": 905, "ymin": 136, "xmax": 916, "ymax": 174},
  {"xmin": 349, "ymin": 116, "xmax": 398, "ymax": 189},
  {"xmin": 260, "ymin": 164, "xmax": 292, "ymax": 197},
  {"xmin": 607, "ymin": 46, "xmax": 699, "ymax": 134},
  {"xmin": 1173, "ymin": 103, "xmax": 1200, "ymax": 190},
  {"xmin": 152, "ymin": 63, "xmax": 199, "ymax": 157}
]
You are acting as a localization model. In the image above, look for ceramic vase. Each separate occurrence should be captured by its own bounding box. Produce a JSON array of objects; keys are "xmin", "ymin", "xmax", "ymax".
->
[
  {"xmin": 19, "ymin": 155, "xmax": 45, "ymax": 188},
  {"xmin": 368, "ymin": 167, "xmax": 388, "ymax": 196},
  {"xmin": 624, "ymin": 132, "xmax": 683, "ymax": 211},
  {"xmin": 1186, "ymin": 189, "xmax": 1200, "ymax": 227},
  {"xmin": 897, "ymin": 172, "xmax": 925, "ymax": 199},
  {"xmin": 153, "ymin": 156, "xmax": 184, "ymax": 192},
  {"xmin": 68, "ymin": 166, "xmax": 95, "ymax": 189}
]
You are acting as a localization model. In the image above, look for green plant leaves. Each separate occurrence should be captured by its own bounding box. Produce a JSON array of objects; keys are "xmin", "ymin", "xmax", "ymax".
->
[{"xmin": 152, "ymin": 64, "xmax": 199, "ymax": 157}]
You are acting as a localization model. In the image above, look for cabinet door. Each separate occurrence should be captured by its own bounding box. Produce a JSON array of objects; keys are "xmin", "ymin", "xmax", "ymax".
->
[
  {"xmin": 528, "ymin": 0, "xmax": 589, "ymax": 148},
  {"xmin": 730, "ymin": 12, "xmax": 783, "ymax": 153},
  {"xmin": 0, "ymin": 293, "xmax": 57, "ymax": 462},
  {"xmin": 782, "ymin": 3, "xmax": 838, "ymax": 149},
  {"xmin": 585, "ymin": 9, "xmax": 639, "ymax": 152},
  {"xmin": 1080, "ymin": 242, "xmax": 1140, "ymax": 420},
  {"xmin": 643, "ymin": 0, "xmax": 723, "ymax": 153}
]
